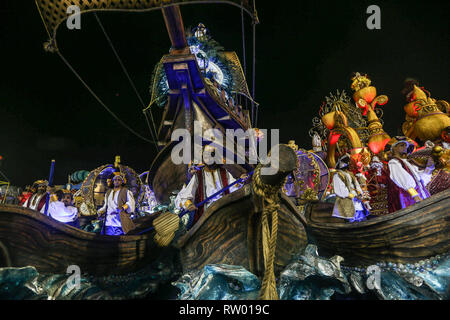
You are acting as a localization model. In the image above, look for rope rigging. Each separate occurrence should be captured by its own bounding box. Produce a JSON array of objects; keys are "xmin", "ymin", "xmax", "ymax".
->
[
  {"xmin": 94, "ymin": 13, "xmax": 159, "ymax": 150},
  {"xmin": 240, "ymin": 4, "xmax": 247, "ymax": 81},
  {"xmin": 252, "ymin": 20, "xmax": 257, "ymax": 128},
  {"xmin": 56, "ymin": 51, "xmax": 156, "ymax": 144},
  {"xmin": 35, "ymin": 0, "xmax": 157, "ymax": 145}
]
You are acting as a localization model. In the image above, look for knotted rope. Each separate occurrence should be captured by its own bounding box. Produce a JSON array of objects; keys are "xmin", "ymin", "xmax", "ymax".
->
[{"xmin": 252, "ymin": 164, "xmax": 287, "ymax": 300}]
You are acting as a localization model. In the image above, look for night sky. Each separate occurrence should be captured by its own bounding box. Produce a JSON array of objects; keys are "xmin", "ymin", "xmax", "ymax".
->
[{"xmin": 0, "ymin": 0, "xmax": 448, "ymax": 187}]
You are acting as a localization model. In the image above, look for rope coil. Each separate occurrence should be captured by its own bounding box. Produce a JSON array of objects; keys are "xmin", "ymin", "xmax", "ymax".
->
[{"xmin": 252, "ymin": 164, "xmax": 287, "ymax": 300}]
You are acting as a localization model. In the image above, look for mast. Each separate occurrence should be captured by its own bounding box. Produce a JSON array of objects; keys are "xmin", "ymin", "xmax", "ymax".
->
[{"xmin": 161, "ymin": 5, "xmax": 189, "ymax": 54}]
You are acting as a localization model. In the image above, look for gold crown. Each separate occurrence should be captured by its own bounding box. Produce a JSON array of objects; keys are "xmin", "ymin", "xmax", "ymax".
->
[
  {"xmin": 112, "ymin": 172, "xmax": 127, "ymax": 184},
  {"xmin": 33, "ymin": 180, "xmax": 48, "ymax": 186},
  {"xmin": 350, "ymin": 73, "xmax": 371, "ymax": 92}
]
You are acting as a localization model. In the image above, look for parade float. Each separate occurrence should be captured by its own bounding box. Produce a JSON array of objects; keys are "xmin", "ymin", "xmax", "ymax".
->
[
  {"xmin": 0, "ymin": 1, "xmax": 448, "ymax": 301},
  {"xmin": 304, "ymin": 74, "xmax": 450, "ymax": 269},
  {"xmin": 0, "ymin": 1, "xmax": 309, "ymax": 299}
]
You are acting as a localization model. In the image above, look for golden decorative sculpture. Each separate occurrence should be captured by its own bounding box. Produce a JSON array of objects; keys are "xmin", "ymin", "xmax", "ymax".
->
[
  {"xmin": 350, "ymin": 73, "xmax": 391, "ymax": 154},
  {"xmin": 320, "ymin": 92, "xmax": 365, "ymax": 168},
  {"xmin": 402, "ymin": 85, "xmax": 450, "ymax": 142}
]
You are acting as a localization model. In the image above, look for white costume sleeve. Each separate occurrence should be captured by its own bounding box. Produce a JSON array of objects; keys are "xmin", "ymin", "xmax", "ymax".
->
[
  {"xmin": 408, "ymin": 160, "xmax": 434, "ymax": 187},
  {"xmin": 227, "ymin": 171, "xmax": 240, "ymax": 193},
  {"xmin": 174, "ymin": 184, "xmax": 185, "ymax": 209},
  {"xmin": 333, "ymin": 174, "xmax": 350, "ymax": 198},
  {"xmin": 178, "ymin": 174, "xmax": 199, "ymax": 208},
  {"xmin": 388, "ymin": 159, "xmax": 416, "ymax": 191},
  {"xmin": 98, "ymin": 194, "xmax": 107, "ymax": 214},
  {"xmin": 125, "ymin": 190, "xmax": 135, "ymax": 213},
  {"xmin": 42, "ymin": 201, "xmax": 58, "ymax": 215}
]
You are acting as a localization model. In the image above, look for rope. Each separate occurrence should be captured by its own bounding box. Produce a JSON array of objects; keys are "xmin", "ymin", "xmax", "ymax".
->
[
  {"xmin": 143, "ymin": 110, "xmax": 159, "ymax": 149},
  {"xmin": 252, "ymin": 164, "xmax": 287, "ymax": 300},
  {"xmin": 56, "ymin": 51, "xmax": 155, "ymax": 144},
  {"xmin": 36, "ymin": 1, "xmax": 155, "ymax": 144},
  {"xmin": 240, "ymin": 2, "xmax": 249, "ymax": 112},
  {"xmin": 34, "ymin": 0, "xmax": 51, "ymax": 40},
  {"xmin": 94, "ymin": 13, "xmax": 159, "ymax": 150},
  {"xmin": 240, "ymin": 2, "xmax": 247, "ymax": 78},
  {"xmin": 251, "ymin": 21, "xmax": 257, "ymax": 127}
]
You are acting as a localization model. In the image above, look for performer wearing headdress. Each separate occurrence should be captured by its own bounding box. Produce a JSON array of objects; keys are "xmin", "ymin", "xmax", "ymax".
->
[
  {"xmin": 387, "ymin": 137, "xmax": 434, "ymax": 213},
  {"xmin": 331, "ymin": 154, "xmax": 370, "ymax": 222},
  {"xmin": 367, "ymin": 156, "xmax": 389, "ymax": 216},
  {"xmin": 176, "ymin": 145, "xmax": 246, "ymax": 225},
  {"xmin": 311, "ymin": 133, "xmax": 327, "ymax": 161},
  {"xmin": 22, "ymin": 180, "xmax": 49, "ymax": 212},
  {"xmin": 97, "ymin": 172, "xmax": 136, "ymax": 235},
  {"xmin": 40, "ymin": 189, "xmax": 80, "ymax": 228}
]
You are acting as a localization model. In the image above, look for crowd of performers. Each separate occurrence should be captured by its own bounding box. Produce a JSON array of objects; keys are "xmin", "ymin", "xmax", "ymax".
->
[
  {"xmin": 324, "ymin": 134, "xmax": 444, "ymax": 223},
  {"xmin": 305, "ymin": 74, "xmax": 450, "ymax": 223},
  {"xmin": 12, "ymin": 150, "xmax": 248, "ymax": 236},
  {"xmin": 16, "ymin": 172, "xmax": 137, "ymax": 235},
  {"xmin": 6, "ymin": 73, "xmax": 450, "ymax": 234}
]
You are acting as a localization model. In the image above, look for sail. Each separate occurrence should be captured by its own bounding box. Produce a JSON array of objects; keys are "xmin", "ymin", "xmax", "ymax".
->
[{"xmin": 35, "ymin": 0, "xmax": 257, "ymax": 51}]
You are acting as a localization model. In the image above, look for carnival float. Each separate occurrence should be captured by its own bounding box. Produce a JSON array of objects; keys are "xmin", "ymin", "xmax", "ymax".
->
[{"xmin": 0, "ymin": 0, "xmax": 448, "ymax": 300}]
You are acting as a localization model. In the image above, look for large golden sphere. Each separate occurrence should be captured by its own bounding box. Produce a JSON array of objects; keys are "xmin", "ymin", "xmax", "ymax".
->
[{"xmin": 413, "ymin": 113, "xmax": 450, "ymax": 141}]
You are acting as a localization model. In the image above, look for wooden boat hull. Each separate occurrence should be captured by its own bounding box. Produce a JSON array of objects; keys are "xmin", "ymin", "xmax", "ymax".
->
[
  {"xmin": 304, "ymin": 188, "xmax": 450, "ymax": 266},
  {"xmin": 174, "ymin": 184, "xmax": 308, "ymax": 276},
  {"xmin": 0, "ymin": 204, "xmax": 162, "ymax": 275}
]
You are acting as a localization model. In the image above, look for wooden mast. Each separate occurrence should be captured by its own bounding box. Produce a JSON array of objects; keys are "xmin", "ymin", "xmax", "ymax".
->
[{"xmin": 161, "ymin": 5, "xmax": 189, "ymax": 54}]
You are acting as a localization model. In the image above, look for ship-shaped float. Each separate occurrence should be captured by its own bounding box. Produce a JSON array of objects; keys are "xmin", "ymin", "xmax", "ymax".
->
[{"xmin": 0, "ymin": 1, "xmax": 448, "ymax": 300}]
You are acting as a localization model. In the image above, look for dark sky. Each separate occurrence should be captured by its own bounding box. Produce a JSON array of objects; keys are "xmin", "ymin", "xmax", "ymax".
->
[{"xmin": 0, "ymin": 0, "xmax": 448, "ymax": 187}]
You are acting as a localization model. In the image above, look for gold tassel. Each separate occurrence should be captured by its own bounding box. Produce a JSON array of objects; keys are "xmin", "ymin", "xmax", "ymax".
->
[{"xmin": 153, "ymin": 212, "xmax": 180, "ymax": 247}]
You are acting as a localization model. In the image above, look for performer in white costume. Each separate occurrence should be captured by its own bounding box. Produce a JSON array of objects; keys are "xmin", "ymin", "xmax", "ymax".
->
[
  {"xmin": 41, "ymin": 189, "xmax": 79, "ymax": 228},
  {"xmin": 97, "ymin": 173, "xmax": 135, "ymax": 235},
  {"xmin": 23, "ymin": 180, "xmax": 49, "ymax": 212},
  {"xmin": 176, "ymin": 145, "xmax": 246, "ymax": 225},
  {"xmin": 387, "ymin": 138, "xmax": 434, "ymax": 213},
  {"xmin": 331, "ymin": 154, "xmax": 370, "ymax": 222}
]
